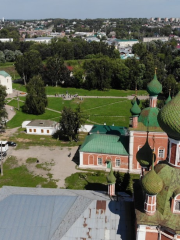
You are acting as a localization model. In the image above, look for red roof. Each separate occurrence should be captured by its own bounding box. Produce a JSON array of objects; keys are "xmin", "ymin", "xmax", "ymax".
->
[{"xmin": 66, "ymin": 66, "xmax": 73, "ymax": 71}]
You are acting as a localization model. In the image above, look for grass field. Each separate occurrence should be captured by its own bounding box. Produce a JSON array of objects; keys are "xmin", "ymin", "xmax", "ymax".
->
[
  {"xmin": 13, "ymin": 82, "xmax": 147, "ymax": 97},
  {"xmin": 0, "ymin": 156, "xmax": 57, "ymax": 188},
  {"xmin": 8, "ymin": 97, "xmax": 132, "ymax": 127},
  {"xmin": 7, "ymin": 99, "xmax": 60, "ymax": 128}
]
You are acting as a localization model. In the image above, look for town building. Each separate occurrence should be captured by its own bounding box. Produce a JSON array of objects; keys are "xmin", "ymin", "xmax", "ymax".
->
[
  {"xmin": 134, "ymin": 90, "xmax": 180, "ymax": 240},
  {"xmin": 0, "ymin": 70, "xmax": 13, "ymax": 94},
  {"xmin": 25, "ymin": 120, "xmax": 59, "ymax": 135},
  {"xmin": 79, "ymin": 71, "xmax": 168, "ymax": 174}
]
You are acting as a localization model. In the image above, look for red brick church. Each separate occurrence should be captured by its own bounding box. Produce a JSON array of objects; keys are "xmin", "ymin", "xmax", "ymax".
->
[{"xmin": 79, "ymin": 71, "xmax": 168, "ymax": 173}]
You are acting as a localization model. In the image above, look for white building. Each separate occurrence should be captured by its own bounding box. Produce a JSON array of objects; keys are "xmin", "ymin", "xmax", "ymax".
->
[
  {"xmin": 0, "ymin": 38, "xmax": 13, "ymax": 42},
  {"xmin": 24, "ymin": 37, "xmax": 53, "ymax": 44},
  {"xmin": 25, "ymin": 120, "xmax": 59, "ymax": 135},
  {"xmin": 0, "ymin": 71, "xmax": 13, "ymax": 94}
]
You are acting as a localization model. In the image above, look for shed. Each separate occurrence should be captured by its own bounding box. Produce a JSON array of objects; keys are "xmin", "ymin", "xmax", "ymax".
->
[{"xmin": 26, "ymin": 120, "xmax": 59, "ymax": 135}]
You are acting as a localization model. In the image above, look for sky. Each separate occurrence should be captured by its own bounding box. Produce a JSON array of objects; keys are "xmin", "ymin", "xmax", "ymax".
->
[{"xmin": 1, "ymin": 0, "xmax": 180, "ymax": 20}]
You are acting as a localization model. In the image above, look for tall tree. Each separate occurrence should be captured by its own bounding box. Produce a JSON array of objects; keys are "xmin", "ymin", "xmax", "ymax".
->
[
  {"xmin": 15, "ymin": 50, "xmax": 42, "ymax": 85},
  {"xmin": 0, "ymin": 85, "xmax": 7, "ymax": 127},
  {"xmin": 60, "ymin": 105, "xmax": 86, "ymax": 141},
  {"xmin": 22, "ymin": 75, "xmax": 48, "ymax": 115}
]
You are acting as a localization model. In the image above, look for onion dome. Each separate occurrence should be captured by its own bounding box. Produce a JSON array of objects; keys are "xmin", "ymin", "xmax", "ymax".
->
[
  {"xmin": 142, "ymin": 153, "xmax": 163, "ymax": 195},
  {"xmin": 136, "ymin": 135, "xmax": 155, "ymax": 167},
  {"xmin": 147, "ymin": 70, "xmax": 162, "ymax": 96},
  {"xmin": 138, "ymin": 107, "xmax": 159, "ymax": 127},
  {"xmin": 131, "ymin": 96, "xmax": 140, "ymax": 105},
  {"xmin": 158, "ymin": 91, "xmax": 180, "ymax": 140},
  {"xmin": 107, "ymin": 163, "xmax": 116, "ymax": 184},
  {"xmin": 165, "ymin": 92, "xmax": 171, "ymax": 105},
  {"xmin": 130, "ymin": 100, "xmax": 141, "ymax": 116}
]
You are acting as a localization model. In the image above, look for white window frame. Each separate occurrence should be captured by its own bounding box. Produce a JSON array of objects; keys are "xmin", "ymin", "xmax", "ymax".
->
[
  {"xmin": 174, "ymin": 195, "xmax": 180, "ymax": 213},
  {"xmin": 98, "ymin": 157, "xmax": 102, "ymax": 165},
  {"xmin": 115, "ymin": 159, "xmax": 121, "ymax": 167},
  {"xmin": 158, "ymin": 148, "xmax": 165, "ymax": 158}
]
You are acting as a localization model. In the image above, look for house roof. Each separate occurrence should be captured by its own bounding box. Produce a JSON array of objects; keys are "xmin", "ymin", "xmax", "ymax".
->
[
  {"xmin": 80, "ymin": 133, "xmax": 129, "ymax": 155},
  {"xmin": 0, "ymin": 186, "xmax": 134, "ymax": 240},
  {"xmin": 0, "ymin": 71, "xmax": 10, "ymax": 77},
  {"xmin": 89, "ymin": 124, "xmax": 128, "ymax": 136},
  {"xmin": 134, "ymin": 162, "xmax": 180, "ymax": 234},
  {"xmin": 26, "ymin": 120, "xmax": 57, "ymax": 128}
]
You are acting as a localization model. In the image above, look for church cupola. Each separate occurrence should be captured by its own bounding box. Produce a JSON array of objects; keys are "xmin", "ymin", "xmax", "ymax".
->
[
  {"xmin": 147, "ymin": 68, "xmax": 162, "ymax": 108},
  {"xmin": 130, "ymin": 98, "xmax": 141, "ymax": 128},
  {"xmin": 107, "ymin": 162, "xmax": 116, "ymax": 196},
  {"xmin": 158, "ymin": 91, "xmax": 180, "ymax": 167},
  {"xmin": 142, "ymin": 152, "xmax": 163, "ymax": 216},
  {"xmin": 136, "ymin": 131, "xmax": 155, "ymax": 170},
  {"xmin": 165, "ymin": 89, "xmax": 172, "ymax": 105}
]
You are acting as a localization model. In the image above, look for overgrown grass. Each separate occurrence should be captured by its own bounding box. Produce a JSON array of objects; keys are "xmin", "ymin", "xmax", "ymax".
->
[
  {"xmin": 0, "ymin": 156, "xmax": 57, "ymax": 188},
  {"xmin": 65, "ymin": 170, "xmax": 140, "ymax": 195},
  {"xmin": 0, "ymin": 62, "xmax": 20, "ymax": 80}
]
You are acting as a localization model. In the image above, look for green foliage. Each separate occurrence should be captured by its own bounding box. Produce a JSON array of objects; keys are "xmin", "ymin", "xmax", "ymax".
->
[
  {"xmin": 0, "ymin": 51, "xmax": 5, "ymax": 63},
  {"xmin": 22, "ymin": 75, "xmax": 48, "ymax": 115},
  {"xmin": 15, "ymin": 49, "xmax": 42, "ymax": 85},
  {"xmin": 60, "ymin": 104, "xmax": 86, "ymax": 141},
  {"xmin": 0, "ymin": 84, "xmax": 7, "ymax": 125}
]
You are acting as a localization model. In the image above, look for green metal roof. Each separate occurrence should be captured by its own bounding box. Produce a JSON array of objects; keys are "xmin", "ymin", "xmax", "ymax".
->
[
  {"xmin": 135, "ymin": 162, "xmax": 180, "ymax": 233},
  {"xmin": 130, "ymin": 100, "xmax": 141, "ymax": 116},
  {"xmin": 138, "ymin": 107, "xmax": 160, "ymax": 127},
  {"xmin": 158, "ymin": 91, "xmax": 180, "ymax": 140},
  {"xmin": 80, "ymin": 134, "xmax": 129, "ymax": 155},
  {"xmin": 0, "ymin": 71, "xmax": 10, "ymax": 77},
  {"xmin": 90, "ymin": 125, "xmax": 128, "ymax": 136},
  {"xmin": 147, "ymin": 73, "xmax": 162, "ymax": 96}
]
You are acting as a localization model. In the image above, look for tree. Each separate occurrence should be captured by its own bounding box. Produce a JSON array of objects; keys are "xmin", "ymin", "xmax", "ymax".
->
[
  {"xmin": 0, "ymin": 51, "xmax": 5, "ymax": 63},
  {"xmin": 4, "ymin": 49, "xmax": 15, "ymax": 62},
  {"xmin": 15, "ymin": 50, "xmax": 42, "ymax": 85},
  {"xmin": 43, "ymin": 55, "xmax": 70, "ymax": 86},
  {"xmin": 60, "ymin": 105, "xmax": 86, "ymax": 141},
  {"xmin": 22, "ymin": 75, "xmax": 48, "ymax": 115},
  {"xmin": 0, "ymin": 85, "xmax": 7, "ymax": 127}
]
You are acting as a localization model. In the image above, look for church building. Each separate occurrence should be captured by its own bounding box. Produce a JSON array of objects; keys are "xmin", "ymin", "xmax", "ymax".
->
[
  {"xmin": 134, "ymin": 89, "xmax": 180, "ymax": 240},
  {"xmin": 79, "ymin": 70, "xmax": 169, "ymax": 173}
]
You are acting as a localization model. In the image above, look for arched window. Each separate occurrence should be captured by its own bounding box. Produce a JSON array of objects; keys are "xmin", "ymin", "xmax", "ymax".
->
[{"xmin": 97, "ymin": 155, "xmax": 103, "ymax": 165}]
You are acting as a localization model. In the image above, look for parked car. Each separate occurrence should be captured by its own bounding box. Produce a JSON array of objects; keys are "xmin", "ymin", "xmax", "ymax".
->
[{"xmin": 7, "ymin": 141, "xmax": 16, "ymax": 147}]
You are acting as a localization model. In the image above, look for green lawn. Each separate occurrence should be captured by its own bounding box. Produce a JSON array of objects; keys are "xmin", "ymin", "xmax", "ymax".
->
[
  {"xmin": 0, "ymin": 156, "xmax": 57, "ymax": 188},
  {"xmin": 48, "ymin": 97, "xmax": 132, "ymax": 126},
  {"xmin": 13, "ymin": 83, "xmax": 147, "ymax": 97},
  {"xmin": 7, "ymin": 99, "xmax": 60, "ymax": 128}
]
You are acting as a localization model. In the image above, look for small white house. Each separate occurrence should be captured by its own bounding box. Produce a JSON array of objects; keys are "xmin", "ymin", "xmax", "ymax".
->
[
  {"xmin": 0, "ymin": 141, "xmax": 8, "ymax": 152},
  {"xmin": 0, "ymin": 71, "xmax": 13, "ymax": 94},
  {"xmin": 26, "ymin": 120, "xmax": 59, "ymax": 135}
]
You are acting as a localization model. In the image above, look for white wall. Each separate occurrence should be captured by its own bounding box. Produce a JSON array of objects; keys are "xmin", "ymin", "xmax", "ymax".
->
[
  {"xmin": 79, "ymin": 125, "xmax": 93, "ymax": 133},
  {"xmin": 26, "ymin": 126, "xmax": 58, "ymax": 135},
  {"xmin": 0, "ymin": 75, "xmax": 13, "ymax": 94}
]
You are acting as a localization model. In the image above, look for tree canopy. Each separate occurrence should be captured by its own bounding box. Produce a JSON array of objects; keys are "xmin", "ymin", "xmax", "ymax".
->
[
  {"xmin": 0, "ymin": 85, "xmax": 7, "ymax": 126},
  {"xmin": 22, "ymin": 75, "xmax": 48, "ymax": 115}
]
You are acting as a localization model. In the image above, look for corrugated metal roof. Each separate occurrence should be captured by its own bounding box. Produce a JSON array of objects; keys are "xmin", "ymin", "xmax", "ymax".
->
[
  {"xmin": 90, "ymin": 124, "xmax": 128, "ymax": 136},
  {"xmin": 0, "ymin": 187, "xmax": 135, "ymax": 240},
  {"xmin": 80, "ymin": 134, "xmax": 129, "ymax": 155}
]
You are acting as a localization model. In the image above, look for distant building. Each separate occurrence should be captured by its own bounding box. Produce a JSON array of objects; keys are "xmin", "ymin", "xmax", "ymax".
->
[
  {"xmin": 143, "ymin": 37, "xmax": 169, "ymax": 43},
  {"xmin": 0, "ymin": 71, "xmax": 13, "ymax": 94},
  {"xmin": 24, "ymin": 37, "xmax": 53, "ymax": 43},
  {"xmin": 0, "ymin": 38, "xmax": 13, "ymax": 42}
]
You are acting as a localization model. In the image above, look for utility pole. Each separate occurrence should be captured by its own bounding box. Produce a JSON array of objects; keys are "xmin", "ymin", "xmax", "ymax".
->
[
  {"xmin": 17, "ymin": 91, "xmax": 19, "ymax": 110},
  {"xmin": 1, "ymin": 142, "xmax": 3, "ymax": 176}
]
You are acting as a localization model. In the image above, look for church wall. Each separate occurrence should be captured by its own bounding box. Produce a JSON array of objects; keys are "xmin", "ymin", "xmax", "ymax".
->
[
  {"xmin": 131, "ymin": 131, "xmax": 168, "ymax": 170},
  {"xmin": 81, "ymin": 152, "xmax": 129, "ymax": 170}
]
